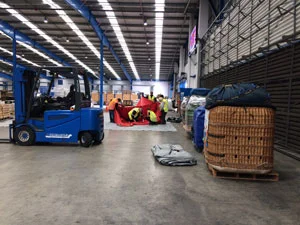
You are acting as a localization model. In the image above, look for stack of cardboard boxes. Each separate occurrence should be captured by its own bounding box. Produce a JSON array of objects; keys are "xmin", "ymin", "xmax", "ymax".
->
[
  {"xmin": 91, "ymin": 91, "xmax": 139, "ymax": 106},
  {"xmin": 122, "ymin": 90, "xmax": 132, "ymax": 106},
  {"xmin": 0, "ymin": 102, "xmax": 13, "ymax": 119}
]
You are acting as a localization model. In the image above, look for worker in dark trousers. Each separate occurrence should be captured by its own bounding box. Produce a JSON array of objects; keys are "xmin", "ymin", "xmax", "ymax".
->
[
  {"xmin": 108, "ymin": 98, "xmax": 121, "ymax": 122},
  {"xmin": 148, "ymin": 91, "xmax": 156, "ymax": 102},
  {"xmin": 158, "ymin": 95, "xmax": 168, "ymax": 124}
]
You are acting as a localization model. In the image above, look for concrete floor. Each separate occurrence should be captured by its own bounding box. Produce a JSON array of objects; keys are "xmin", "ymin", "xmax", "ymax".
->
[{"xmin": 0, "ymin": 120, "xmax": 299, "ymax": 225}]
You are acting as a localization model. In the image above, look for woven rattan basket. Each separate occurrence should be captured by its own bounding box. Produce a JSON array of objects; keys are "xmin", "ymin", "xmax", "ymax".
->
[{"xmin": 204, "ymin": 106, "xmax": 275, "ymax": 174}]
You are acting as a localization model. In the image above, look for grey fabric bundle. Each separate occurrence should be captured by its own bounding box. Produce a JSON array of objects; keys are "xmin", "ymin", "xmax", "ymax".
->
[{"xmin": 151, "ymin": 144, "xmax": 197, "ymax": 166}]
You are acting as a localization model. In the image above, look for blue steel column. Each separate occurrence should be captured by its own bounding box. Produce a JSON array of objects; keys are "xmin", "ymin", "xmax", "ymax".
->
[
  {"xmin": 12, "ymin": 30, "xmax": 24, "ymax": 123},
  {"xmin": 100, "ymin": 40, "xmax": 104, "ymax": 108},
  {"xmin": 12, "ymin": 30, "xmax": 16, "ymax": 76}
]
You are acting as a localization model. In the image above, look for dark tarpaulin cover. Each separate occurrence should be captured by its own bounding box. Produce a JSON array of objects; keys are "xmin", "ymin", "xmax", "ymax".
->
[
  {"xmin": 114, "ymin": 97, "xmax": 162, "ymax": 127},
  {"xmin": 205, "ymin": 83, "xmax": 273, "ymax": 109}
]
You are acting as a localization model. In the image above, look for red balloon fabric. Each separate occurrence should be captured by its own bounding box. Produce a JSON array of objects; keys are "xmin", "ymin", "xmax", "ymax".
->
[{"xmin": 113, "ymin": 97, "xmax": 161, "ymax": 126}]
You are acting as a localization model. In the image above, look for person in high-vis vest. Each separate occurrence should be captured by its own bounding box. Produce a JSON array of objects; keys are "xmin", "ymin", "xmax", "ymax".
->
[
  {"xmin": 148, "ymin": 91, "xmax": 156, "ymax": 102},
  {"xmin": 158, "ymin": 95, "xmax": 168, "ymax": 124},
  {"xmin": 128, "ymin": 107, "xmax": 141, "ymax": 122},
  {"xmin": 108, "ymin": 98, "xmax": 121, "ymax": 122},
  {"xmin": 147, "ymin": 109, "xmax": 157, "ymax": 125}
]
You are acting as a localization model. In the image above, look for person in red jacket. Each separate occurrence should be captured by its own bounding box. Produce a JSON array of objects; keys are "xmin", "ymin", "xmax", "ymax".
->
[{"xmin": 108, "ymin": 98, "xmax": 121, "ymax": 122}]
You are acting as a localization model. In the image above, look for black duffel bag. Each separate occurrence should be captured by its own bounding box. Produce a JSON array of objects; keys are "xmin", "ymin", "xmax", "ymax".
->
[{"xmin": 205, "ymin": 83, "xmax": 273, "ymax": 109}]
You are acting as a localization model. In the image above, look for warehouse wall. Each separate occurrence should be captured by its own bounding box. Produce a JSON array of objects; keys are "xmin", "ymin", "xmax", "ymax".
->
[
  {"xmin": 94, "ymin": 80, "xmax": 170, "ymax": 97},
  {"xmin": 177, "ymin": 0, "xmax": 209, "ymax": 89},
  {"xmin": 202, "ymin": 42, "xmax": 300, "ymax": 156},
  {"xmin": 201, "ymin": 0, "xmax": 300, "ymax": 76}
]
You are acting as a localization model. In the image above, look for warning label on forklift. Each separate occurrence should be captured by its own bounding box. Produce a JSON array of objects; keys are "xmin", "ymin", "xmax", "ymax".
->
[{"xmin": 45, "ymin": 134, "xmax": 72, "ymax": 139}]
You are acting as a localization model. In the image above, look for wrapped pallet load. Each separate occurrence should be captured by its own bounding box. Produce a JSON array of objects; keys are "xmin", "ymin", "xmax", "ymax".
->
[
  {"xmin": 185, "ymin": 88, "xmax": 210, "ymax": 128},
  {"xmin": 204, "ymin": 83, "xmax": 275, "ymax": 174},
  {"xmin": 180, "ymin": 96, "xmax": 189, "ymax": 124},
  {"xmin": 185, "ymin": 95, "xmax": 206, "ymax": 127}
]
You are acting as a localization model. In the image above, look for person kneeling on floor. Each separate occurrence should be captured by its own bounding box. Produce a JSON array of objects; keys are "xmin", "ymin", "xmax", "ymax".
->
[
  {"xmin": 128, "ymin": 107, "xmax": 142, "ymax": 122},
  {"xmin": 147, "ymin": 109, "xmax": 158, "ymax": 125},
  {"xmin": 158, "ymin": 95, "xmax": 168, "ymax": 124}
]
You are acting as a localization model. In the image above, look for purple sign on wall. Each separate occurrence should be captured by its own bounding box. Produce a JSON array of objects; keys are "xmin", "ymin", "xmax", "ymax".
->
[{"xmin": 189, "ymin": 26, "xmax": 197, "ymax": 54}]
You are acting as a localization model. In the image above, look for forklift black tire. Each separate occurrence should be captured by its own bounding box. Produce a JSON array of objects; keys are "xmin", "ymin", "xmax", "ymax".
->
[
  {"xmin": 14, "ymin": 126, "xmax": 35, "ymax": 146},
  {"xmin": 79, "ymin": 132, "xmax": 93, "ymax": 147},
  {"xmin": 94, "ymin": 132, "xmax": 104, "ymax": 145}
]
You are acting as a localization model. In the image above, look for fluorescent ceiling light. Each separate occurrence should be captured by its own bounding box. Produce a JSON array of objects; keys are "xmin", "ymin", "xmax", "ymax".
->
[
  {"xmin": 98, "ymin": 0, "xmax": 140, "ymax": 80},
  {"xmin": 0, "ymin": 30, "xmax": 12, "ymax": 40},
  {"xmin": 43, "ymin": 0, "xmax": 121, "ymax": 80},
  {"xmin": 0, "ymin": 59, "xmax": 13, "ymax": 67},
  {"xmin": 18, "ymin": 42, "xmax": 62, "ymax": 66},
  {"xmin": 1, "ymin": 29, "xmax": 62, "ymax": 66},
  {"xmin": 0, "ymin": 1, "xmax": 97, "ymax": 78},
  {"xmin": 0, "ymin": 46, "xmax": 40, "ymax": 67},
  {"xmin": 155, "ymin": 0, "xmax": 165, "ymax": 80}
]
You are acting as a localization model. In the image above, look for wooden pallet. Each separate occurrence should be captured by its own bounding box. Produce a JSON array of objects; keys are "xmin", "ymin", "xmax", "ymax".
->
[
  {"xmin": 206, "ymin": 164, "xmax": 279, "ymax": 181},
  {"xmin": 0, "ymin": 117, "xmax": 12, "ymax": 121}
]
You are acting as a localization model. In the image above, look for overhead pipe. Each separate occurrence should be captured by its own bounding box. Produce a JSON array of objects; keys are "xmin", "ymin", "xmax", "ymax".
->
[
  {"xmin": 64, "ymin": 0, "xmax": 133, "ymax": 82},
  {"xmin": 100, "ymin": 40, "xmax": 104, "ymax": 108}
]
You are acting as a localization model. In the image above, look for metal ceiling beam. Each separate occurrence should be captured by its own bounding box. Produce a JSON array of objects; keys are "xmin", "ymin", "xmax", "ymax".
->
[
  {"xmin": 1, "ymin": 20, "xmax": 189, "ymax": 29},
  {"xmin": 0, "ymin": 20, "xmax": 71, "ymax": 67},
  {"xmin": 65, "ymin": 0, "xmax": 133, "ymax": 82},
  {"xmin": 29, "ymin": 36, "xmax": 186, "ymax": 42},
  {"xmin": 2, "ymin": 2, "xmax": 197, "ymax": 11},
  {"xmin": 0, "ymin": 56, "xmax": 51, "ymax": 80},
  {"xmin": 0, "ymin": 71, "xmax": 12, "ymax": 81},
  {"xmin": 0, "ymin": 12, "xmax": 188, "ymax": 20},
  {"xmin": 13, "ymin": 27, "xmax": 183, "ymax": 35}
]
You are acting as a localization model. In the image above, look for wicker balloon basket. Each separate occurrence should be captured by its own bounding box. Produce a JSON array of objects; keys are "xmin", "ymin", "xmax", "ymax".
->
[{"xmin": 204, "ymin": 106, "xmax": 275, "ymax": 174}]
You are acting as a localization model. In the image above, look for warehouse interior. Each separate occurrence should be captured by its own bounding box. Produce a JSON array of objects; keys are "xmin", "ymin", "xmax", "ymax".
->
[{"xmin": 0, "ymin": 0, "xmax": 299, "ymax": 225}]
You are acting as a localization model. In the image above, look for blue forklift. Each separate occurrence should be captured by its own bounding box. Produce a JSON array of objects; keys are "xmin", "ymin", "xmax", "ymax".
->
[{"xmin": 10, "ymin": 66, "xmax": 104, "ymax": 147}]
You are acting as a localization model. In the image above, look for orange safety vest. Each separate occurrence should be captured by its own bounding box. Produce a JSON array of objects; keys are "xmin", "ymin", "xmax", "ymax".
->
[{"xmin": 108, "ymin": 98, "xmax": 118, "ymax": 110}]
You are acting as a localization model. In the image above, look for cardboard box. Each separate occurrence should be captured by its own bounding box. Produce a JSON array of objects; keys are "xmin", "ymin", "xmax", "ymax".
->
[
  {"xmin": 92, "ymin": 92, "xmax": 100, "ymax": 102},
  {"xmin": 115, "ymin": 93, "xmax": 122, "ymax": 100},
  {"xmin": 131, "ymin": 94, "xmax": 138, "ymax": 101},
  {"xmin": 107, "ymin": 93, "xmax": 114, "ymax": 102}
]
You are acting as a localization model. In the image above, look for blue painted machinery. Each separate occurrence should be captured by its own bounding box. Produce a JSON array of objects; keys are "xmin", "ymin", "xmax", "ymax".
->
[{"xmin": 10, "ymin": 66, "xmax": 104, "ymax": 147}]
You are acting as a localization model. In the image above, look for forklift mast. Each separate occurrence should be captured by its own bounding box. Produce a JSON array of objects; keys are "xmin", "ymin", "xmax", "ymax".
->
[{"xmin": 13, "ymin": 65, "xmax": 37, "ymax": 125}]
